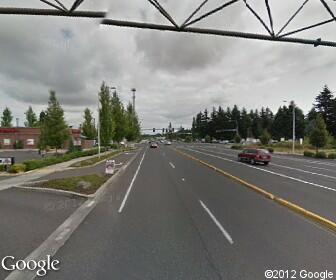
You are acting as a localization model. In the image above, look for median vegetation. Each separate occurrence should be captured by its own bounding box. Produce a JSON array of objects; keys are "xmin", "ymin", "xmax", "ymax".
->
[
  {"xmin": 30, "ymin": 174, "xmax": 108, "ymax": 195},
  {"xmin": 6, "ymin": 148, "xmax": 107, "ymax": 173},
  {"xmin": 70, "ymin": 150, "xmax": 122, "ymax": 168}
]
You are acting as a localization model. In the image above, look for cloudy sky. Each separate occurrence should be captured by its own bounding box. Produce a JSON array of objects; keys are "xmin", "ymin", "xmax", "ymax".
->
[{"xmin": 0, "ymin": 0, "xmax": 336, "ymax": 130}]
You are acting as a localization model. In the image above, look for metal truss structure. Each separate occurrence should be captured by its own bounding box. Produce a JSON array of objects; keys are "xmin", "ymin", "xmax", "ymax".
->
[{"xmin": 0, "ymin": 0, "xmax": 336, "ymax": 47}]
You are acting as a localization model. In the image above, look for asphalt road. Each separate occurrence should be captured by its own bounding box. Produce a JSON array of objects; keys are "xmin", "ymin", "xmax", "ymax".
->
[
  {"xmin": 43, "ymin": 144, "xmax": 336, "ymax": 280},
  {"xmin": 177, "ymin": 143, "xmax": 336, "ymax": 222},
  {"xmin": 0, "ymin": 150, "xmax": 138, "ymax": 279},
  {"xmin": 0, "ymin": 188, "xmax": 85, "ymax": 280}
]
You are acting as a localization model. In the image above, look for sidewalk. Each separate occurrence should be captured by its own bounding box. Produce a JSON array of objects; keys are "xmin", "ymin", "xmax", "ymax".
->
[{"xmin": 0, "ymin": 151, "xmax": 111, "ymax": 191}]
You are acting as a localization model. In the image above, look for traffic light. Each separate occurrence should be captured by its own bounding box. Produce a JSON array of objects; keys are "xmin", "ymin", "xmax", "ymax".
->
[
  {"xmin": 153, "ymin": 128, "xmax": 155, "ymax": 132},
  {"xmin": 162, "ymin": 128, "xmax": 165, "ymax": 133},
  {"xmin": 172, "ymin": 128, "xmax": 175, "ymax": 132}
]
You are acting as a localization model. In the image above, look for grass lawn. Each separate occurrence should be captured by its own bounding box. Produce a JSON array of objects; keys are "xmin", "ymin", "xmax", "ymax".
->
[
  {"xmin": 31, "ymin": 174, "xmax": 108, "ymax": 195},
  {"xmin": 270, "ymin": 146, "xmax": 335, "ymax": 154},
  {"xmin": 70, "ymin": 150, "xmax": 122, "ymax": 168},
  {"xmin": 71, "ymin": 148, "xmax": 137, "ymax": 168}
]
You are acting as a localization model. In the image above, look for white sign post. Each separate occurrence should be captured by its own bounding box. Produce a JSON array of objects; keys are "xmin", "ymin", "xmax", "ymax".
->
[
  {"xmin": 105, "ymin": 160, "xmax": 115, "ymax": 175},
  {"xmin": 0, "ymin": 158, "xmax": 12, "ymax": 166}
]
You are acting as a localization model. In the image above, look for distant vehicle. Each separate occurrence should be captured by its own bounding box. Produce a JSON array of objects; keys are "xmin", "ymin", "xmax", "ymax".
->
[
  {"xmin": 212, "ymin": 139, "xmax": 219, "ymax": 143},
  {"xmin": 219, "ymin": 140, "xmax": 229, "ymax": 144},
  {"xmin": 150, "ymin": 142, "xmax": 158, "ymax": 148},
  {"xmin": 238, "ymin": 149, "xmax": 271, "ymax": 165},
  {"xmin": 164, "ymin": 141, "xmax": 172, "ymax": 145}
]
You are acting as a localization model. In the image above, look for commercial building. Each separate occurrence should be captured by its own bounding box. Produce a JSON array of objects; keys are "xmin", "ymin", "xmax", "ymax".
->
[{"xmin": 0, "ymin": 127, "xmax": 94, "ymax": 150}]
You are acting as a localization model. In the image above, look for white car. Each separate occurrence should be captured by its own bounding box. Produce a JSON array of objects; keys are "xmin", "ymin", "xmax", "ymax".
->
[{"xmin": 164, "ymin": 141, "xmax": 172, "ymax": 145}]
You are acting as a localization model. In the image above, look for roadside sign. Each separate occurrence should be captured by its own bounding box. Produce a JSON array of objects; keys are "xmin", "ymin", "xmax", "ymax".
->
[
  {"xmin": 0, "ymin": 157, "xmax": 14, "ymax": 166},
  {"xmin": 105, "ymin": 160, "xmax": 115, "ymax": 175}
]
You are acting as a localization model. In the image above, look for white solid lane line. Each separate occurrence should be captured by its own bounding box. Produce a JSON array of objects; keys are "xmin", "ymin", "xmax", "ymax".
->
[
  {"xmin": 304, "ymin": 165, "xmax": 336, "ymax": 173},
  {"xmin": 169, "ymin": 162, "xmax": 176, "ymax": 169},
  {"xmin": 118, "ymin": 151, "xmax": 146, "ymax": 213},
  {"xmin": 270, "ymin": 162, "xmax": 336, "ymax": 180},
  {"xmin": 182, "ymin": 147, "xmax": 336, "ymax": 193},
  {"xmin": 199, "ymin": 200, "xmax": 234, "ymax": 245}
]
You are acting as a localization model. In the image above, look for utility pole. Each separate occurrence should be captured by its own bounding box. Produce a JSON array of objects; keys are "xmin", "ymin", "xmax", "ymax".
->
[
  {"xmin": 131, "ymin": 88, "xmax": 136, "ymax": 112},
  {"xmin": 292, "ymin": 101, "xmax": 295, "ymax": 154},
  {"xmin": 97, "ymin": 93, "xmax": 101, "ymax": 158}
]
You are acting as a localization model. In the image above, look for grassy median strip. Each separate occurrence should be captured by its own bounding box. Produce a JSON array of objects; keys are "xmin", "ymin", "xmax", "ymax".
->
[
  {"xmin": 30, "ymin": 174, "xmax": 108, "ymax": 195},
  {"xmin": 70, "ymin": 150, "xmax": 122, "ymax": 168},
  {"xmin": 70, "ymin": 148, "xmax": 137, "ymax": 168},
  {"xmin": 173, "ymin": 147, "xmax": 336, "ymax": 233}
]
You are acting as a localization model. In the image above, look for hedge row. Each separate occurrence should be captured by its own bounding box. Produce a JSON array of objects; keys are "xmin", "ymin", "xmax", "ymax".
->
[
  {"xmin": 231, "ymin": 145, "xmax": 243, "ymax": 150},
  {"xmin": 22, "ymin": 148, "xmax": 107, "ymax": 172},
  {"xmin": 303, "ymin": 150, "xmax": 336, "ymax": 159}
]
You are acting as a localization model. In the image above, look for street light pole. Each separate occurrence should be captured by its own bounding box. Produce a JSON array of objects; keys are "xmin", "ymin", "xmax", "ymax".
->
[
  {"xmin": 97, "ymin": 93, "xmax": 101, "ymax": 158},
  {"xmin": 131, "ymin": 88, "xmax": 136, "ymax": 112},
  {"xmin": 292, "ymin": 101, "xmax": 295, "ymax": 154}
]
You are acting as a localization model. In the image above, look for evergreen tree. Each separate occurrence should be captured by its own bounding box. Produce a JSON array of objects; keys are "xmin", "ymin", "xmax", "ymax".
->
[
  {"xmin": 111, "ymin": 90, "xmax": 126, "ymax": 143},
  {"xmin": 305, "ymin": 107, "xmax": 318, "ymax": 136},
  {"xmin": 314, "ymin": 85, "xmax": 336, "ymax": 136},
  {"xmin": 125, "ymin": 103, "xmax": 140, "ymax": 142},
  {"xmin": 310, "ymin": 114, "xmax": 328, "ymax": 152},
  {"xmin": 40, "ymin": 91, "xmax": 69, "ymax": 152},
  {"xmin": 99, "ymin": 82, "xmax": 113, "ymax": 146},
  {"xmin": 240, "ymin": 108, "xmax": 252, "ymax": 139},
  {"xmin": 1, "ymin": 107, "xmax": 13, "ymax": 127},
  {"xmin": 251, "ymin": 109, "xmax": 263, "ymax": 138},
  {"xmin": 39, "ymin": 111, "xmax": 46, "ymax": 125},
  {"xmin": 24, "ymin": 106, "xmax": 38, "ymax": 127},
  {"xmin": 82, "ymin": 108, "xmax": 96, "ymax": 140}
]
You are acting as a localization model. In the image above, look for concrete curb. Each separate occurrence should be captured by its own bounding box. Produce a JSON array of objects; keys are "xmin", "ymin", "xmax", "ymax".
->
[
  {"xmin": 5, "ymin": 148, "xmax": 141, "ymax": 280},
  {"xmin": 173, "ymin": 147, "xmax": 336, "ymax": 233},
  {"xmin": 14, "ymin": 185, "xmax": 90, "ymax": 199},
  {"xmin": 12, "ymin": 150, "xmax": 139, "ymax": 198}
]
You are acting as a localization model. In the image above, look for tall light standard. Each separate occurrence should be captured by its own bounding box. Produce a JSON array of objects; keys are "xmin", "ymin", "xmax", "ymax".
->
[
  {"xmin": 131, "ymin": 88, "xmax": 136, "ymax": 112},
  {"xmin": 283, "ymin": 100, "xmax": 295, "ymax": 154},
  {"xmin": 97, "ymin": 93, "xmax": 101, "ymax": 158}
]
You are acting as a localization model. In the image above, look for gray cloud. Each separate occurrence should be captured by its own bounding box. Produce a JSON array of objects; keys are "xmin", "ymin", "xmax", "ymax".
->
[{"xmin": 0, "ymin": 0, "xmax": 336, "ymax": 130}]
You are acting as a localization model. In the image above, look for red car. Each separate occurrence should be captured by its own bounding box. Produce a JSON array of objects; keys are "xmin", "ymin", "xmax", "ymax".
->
[{"xmin": 238, "ymin": 149, "xmax": 271, "ymax": 165}]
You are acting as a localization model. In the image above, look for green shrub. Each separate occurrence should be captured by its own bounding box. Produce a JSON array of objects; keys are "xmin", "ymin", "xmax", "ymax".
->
[
  {"xmin": 315, "ymin": 151, "xmax": 327, "ymax": 159},
  {"xmin": 9, "ymin": 164, "xmax": 26, "ymax": 173},
  {"xmin": 185, "ymin": 136, "xmax": 192, "ymax": 143},
  {"xmin": 110, "ymin": 144, "xmax": 118, "ymax": 149},
  {"xmin": 303, "ymin": 151, "xmax": 315, "ymax": 157},
  {"xmin": 267, "ymin": 148, "xmax": 274, "ymax": 153},
  {"xmin": 234, "ymin": 134, "xmax": 241, "ymax": 144},
  {"xmin": 327, "ymin": 153, "xmax": 336, "ymax": 159},
  {"xmin": 205, "ymin": 135, "xmax": 211, "ymax": 143},
  {"xmin": 0, "ymin": 165, "xmax": 5, "ymax": 172},
  {"xmin": 23, "ymin": 148, "xmax": 102, "ymax": 171},
  {"xmin": 260, "ymin": 130, "xmax": 271, "ymax": 145},
  {"xmin": 13, "ymin": 140, "xmax": 24, "ymax": 149},
  {"xmin": 231, "ymin": 144, "xmax": 243, "ymax": 150}
]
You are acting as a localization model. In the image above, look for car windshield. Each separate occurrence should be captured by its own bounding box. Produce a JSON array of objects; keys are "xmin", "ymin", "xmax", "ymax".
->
[
  {"xmin": 259, "ymin": 149, "xmax": 270, "ymax": 154},
  {"xmin": 1, "ymin": 2, "xmax": 335, "ymax": 280}
]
